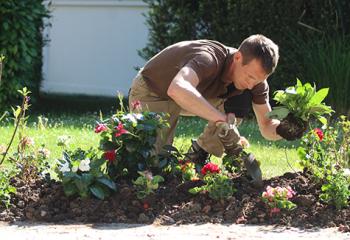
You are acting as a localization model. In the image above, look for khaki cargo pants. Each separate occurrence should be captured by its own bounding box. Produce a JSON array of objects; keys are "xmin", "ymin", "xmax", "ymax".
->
[{"xmin": 128, "ymin": 72, "xmax": 226, "ymax": 157}]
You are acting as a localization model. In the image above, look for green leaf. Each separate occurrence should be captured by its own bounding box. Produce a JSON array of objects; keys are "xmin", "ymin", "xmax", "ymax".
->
[
  {"xmin": 310, "ymin": 88, "xmax": 329, "ymax": 105},
  {"xmin": 97, "ymin": 177, "xmax": 117, "ymax": 191},
  {"xmin": 266, "ymin": 107, "xmax": 289, "ymax": 120},
  {"xmin": 188, "ymin": 187, "xmax": 201, "ymax": 194},
  {"xmin": 63, "ymin": 184, "xmax": 78, "ymax": 197},
  {"xmin": 152, "ymin": 175, "xmax": 164, "ymax": 183},
  {"xmin": 318, "ymin": 116, "xmax": 327, "ymax": 125},
  {"xmin": 90, "ymin": 185, "xmax": 106, "ymax": 200}
]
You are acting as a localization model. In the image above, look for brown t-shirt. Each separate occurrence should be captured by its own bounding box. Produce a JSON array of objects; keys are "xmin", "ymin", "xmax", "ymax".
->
[{"xmin": 141, "ymin": 40, "xmax": 269, "ymax": 104}]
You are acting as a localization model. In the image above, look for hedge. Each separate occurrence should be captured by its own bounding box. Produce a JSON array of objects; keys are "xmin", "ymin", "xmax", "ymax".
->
[
  {"xmin": 140, "ymin": 0, "xmax": 350, "ymax": 94},
  {"xmin": 0, "ymin": 1, "xmax": 49, "ymax": 110}
]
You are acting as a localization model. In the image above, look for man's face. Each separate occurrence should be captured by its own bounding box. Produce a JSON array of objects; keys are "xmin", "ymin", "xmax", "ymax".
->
[{"xmin": 231, "ymin": 52, "xmax": 269, "ymax": 90}]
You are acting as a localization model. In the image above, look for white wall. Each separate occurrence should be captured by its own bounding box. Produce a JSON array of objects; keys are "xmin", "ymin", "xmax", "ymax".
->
[{"xmin": 41, "ymin": 0, "xmax": 149, "ymax": 97}]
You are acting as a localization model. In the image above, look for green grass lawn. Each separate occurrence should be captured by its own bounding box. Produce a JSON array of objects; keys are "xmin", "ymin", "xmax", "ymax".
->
[{"xmin": 0, "ymin": 112, "xmax": 301, "ymax": 178}]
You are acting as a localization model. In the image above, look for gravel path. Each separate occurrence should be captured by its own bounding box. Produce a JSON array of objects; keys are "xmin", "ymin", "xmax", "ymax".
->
[{"xmin": 0, "ymin": 222, "xmax": 349, "ymax": 240}]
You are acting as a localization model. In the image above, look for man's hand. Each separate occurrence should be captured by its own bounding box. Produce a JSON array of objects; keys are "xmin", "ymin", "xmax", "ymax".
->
[{"xmin": 216, "ymin": 113, "xmax": 242, "ymax": 156}]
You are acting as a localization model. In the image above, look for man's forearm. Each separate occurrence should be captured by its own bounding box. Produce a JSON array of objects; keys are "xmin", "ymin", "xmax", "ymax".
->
[
  {"xmin": 167, "ymin": 69, "xmax": 226, "ymax": 122},
  {"xmin": 168, "ymin": 81, "xmax": 226, "ymax": 122}
]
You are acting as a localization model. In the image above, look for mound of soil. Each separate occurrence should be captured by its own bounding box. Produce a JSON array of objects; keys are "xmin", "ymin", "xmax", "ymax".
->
[{"xmin": 1, "ymin": 172, "xmax": 349, "ymax": 232}]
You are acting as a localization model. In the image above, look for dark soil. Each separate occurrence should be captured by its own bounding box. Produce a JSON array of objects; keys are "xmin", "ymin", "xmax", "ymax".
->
[
  {"xmin": 1, "ymin": 171, "xmax": 350, "ymax": 232},
  {"xmin": 277, "ymin": 114, "xmax": 308, "ymax": 140}
]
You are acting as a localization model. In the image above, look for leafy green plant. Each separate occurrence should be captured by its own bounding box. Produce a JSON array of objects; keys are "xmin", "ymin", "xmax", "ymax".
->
[
  {"xmin": 132, "ymin": 170, "xmax": 164, "ymax": 199},
  {"xmin": 189, "ymin": 162, "xmax": 236, "ymax": 200},
  {"xmin": 0, "ymin": 169, "xmax": 16, "ymax": 208},
  {"xmin": 56, "ymin": 148, "xmax": 117, "ymax": 200},
  {"xmin": 176, "ymin": 159, "xmax": 197, "ymax": 182},
  {"xmin": 267, "ymin": 79, "xmax": 333, "ymax": 125},
  {"xmin": 319, "ymin": 171, "xmax": 350, "ymax": 209},
  {"xmin": 261, "ymin": 185, "xmax": 296, "ymax": 215},
  {"xmin": 96, "ymin": 96, "xmax": 169, "ymax": 179},
  {"xmin": 297, "ymin": 116, "xmax": 350, "ymax": 209},
  {"xmin": 0, "ymin": 87, "xmax": 31, "ymax": 166},
  {"xmin": 298, "ymin": 116, "xmax": 350, "ymax": 180}
]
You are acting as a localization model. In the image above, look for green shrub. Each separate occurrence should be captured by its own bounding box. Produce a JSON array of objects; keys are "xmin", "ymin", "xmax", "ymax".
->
[
  {"xmin": 0, "ymin": 1, "xmax": 49, "ymax": 110},
  {"xmin": 140, "ymin": 0, "xmax": 350, "ymax": 93}
]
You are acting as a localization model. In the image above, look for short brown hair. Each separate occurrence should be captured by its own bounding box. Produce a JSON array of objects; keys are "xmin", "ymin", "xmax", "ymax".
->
[{"xmin": 238, "ymin": 34, "xmax": 279, "ymax": 74}]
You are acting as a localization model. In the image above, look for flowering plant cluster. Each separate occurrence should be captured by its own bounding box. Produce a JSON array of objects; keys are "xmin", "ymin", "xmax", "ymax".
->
[
  {"xmin": 297, "ymin": 116, "xmax": 350, "ymax": 208},
  {"xmin": 189, "ymin": 162, "xmax": 236, "ymax": 200},
  {"xmin": 261, "ymin": 186, "xmax": 296, "ymax": 215},
  {"xmin": 176, "ymin": 159, "xmax": 197, "ymax": 181},
  {"xmin": 55, "ymin": 98, "xmax": 171, "ymax": 199},
  {"xmin": 56, "ymin": 148, "xmax": 117, "ymax": 200},
  {"xmin": 96, "ymin": 98, "xmax": 169, "ymax": 179}
]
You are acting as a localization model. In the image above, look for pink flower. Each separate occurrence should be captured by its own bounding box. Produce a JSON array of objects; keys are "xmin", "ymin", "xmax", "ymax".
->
[
  {"xmin": 286, "ymin": 186, "xmax": 296, "ymax": 199},
  {"xmin": 266, "ymin": 186, "xmax": 275, "ymax": 198},
  {"xmin": 94, "ymin": 123, "xmax": 108, "ymax": 133},
  {"xmin": 104, "ymin": 150, "xmax": 116, "ymax": 162},
  {"xmin": 131, "ymin": 100, "xmax": 142, "ymax": 111},
  {"xmin": 271, "ymin": 207, "xmax": 281, "ymax": 214},
  {"xmin": 314, "ymin": 128, "xmax": 324, "ymax": 141},
  {"xmin": 115, "ymin": 122, "xmax": 128, "ymax": 137},
  {"xmin": 201, "ymin": 162, "xmax": 220, "ymax": 175}
]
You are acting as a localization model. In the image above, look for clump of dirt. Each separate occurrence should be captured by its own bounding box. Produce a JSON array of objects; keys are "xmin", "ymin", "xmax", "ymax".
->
[
  {"xmin": 0, "ymin": 172, "xmax": 349, "ymax": 232},
  {"xmin": 277, "ymin": 114, "xmax": 307, "ymax": 140}
]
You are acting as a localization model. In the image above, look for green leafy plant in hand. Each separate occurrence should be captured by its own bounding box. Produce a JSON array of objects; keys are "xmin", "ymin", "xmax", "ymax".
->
[
  {"xmin": 133, "ymin": 170, "xmax": 164, "ymax": 199},
  {"xmin": 56, "ymin": 148, "xmax": 117, "ymax": 200},
  {"xmin": 267, "ymin": 79, "xmax": 333, "ymax": 125}
]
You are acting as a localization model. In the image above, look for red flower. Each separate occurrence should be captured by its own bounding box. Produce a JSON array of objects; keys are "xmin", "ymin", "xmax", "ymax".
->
[
  {"xmin": 115, "ymin": 122, "xmax": 128, "ymax": 137},
  {"xmin": 94, "ymin": 123, "xmax": 108, "ymax": 133},
  {"xmin": 131, "ymin": 100, "xmax": 142, "ymax": 111},
  {"xmin": 104, "ymin": 150, "xmax": 116, "ymax": 162},
  {"xmin": 201, "ymin": 162, "xmax": 220, "ymax": 175},
  {"xmin": 143, "ymin": 202, "xmax": 149, "ymax": 210},
  {"xmin": 314, "ymin": 128, "xmax": 324, "ymax": 141}
]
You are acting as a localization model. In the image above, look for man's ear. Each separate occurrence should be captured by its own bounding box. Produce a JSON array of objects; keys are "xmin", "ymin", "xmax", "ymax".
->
[{"xmin": 234, "ymin": 51, "xmax": 243, "ymax": 63}]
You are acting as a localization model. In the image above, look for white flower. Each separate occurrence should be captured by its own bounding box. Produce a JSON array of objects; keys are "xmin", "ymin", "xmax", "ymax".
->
[
  {"xmin": 57, "ymin": 135, "xmax": 71, "ymax": 147},
  {"xmin": 71, "ymin": 165, "xmax": 78, "ymax": 173},
  {"xmin": 122, "ymin": 113, "xmax": 137, "ymax": 124},
  {"xmin": 305, "ymin": 154, "xmax": 311, "ymax": 159},
  {"xmin": 285, "ymin": 87, "xmax": 297, "ymax": 94},
  {"xmin": 59, "ymin": 161, "xmax": 70, "ymax": 173},
  {"xmin": 133, "ymin": 113, "xmax": 144, "ymax": 120},
  {"xmin": 343, "ymin": 168, "xmax": 350, "ymax": 178},
  {"xmin": 38, "ymin": 148, "xmax": 51, "ymax": 159},
  {"xmin": 78, "ymin": 158, "xmax": 91, "ymax": 172}
]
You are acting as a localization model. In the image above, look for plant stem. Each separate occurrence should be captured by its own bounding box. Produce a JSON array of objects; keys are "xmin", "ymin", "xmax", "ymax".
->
[
  {"xmin": 284, "ymin": 148, "xmax": 299, "ymax": 175},
  {"xmin": 0, "ymin": 97, "xmax": 26, "ymax": 165}
]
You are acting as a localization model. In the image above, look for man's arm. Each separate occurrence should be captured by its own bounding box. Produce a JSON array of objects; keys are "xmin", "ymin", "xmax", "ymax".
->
[
  {"xmin": 167, "ymin": 66, "xmax": 227, "ymax": 123},
  {"xmin": 252, "ymin": 102, "xmax": 282, "ymax": 140}
]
